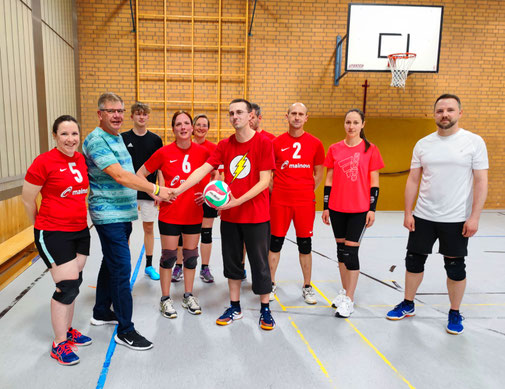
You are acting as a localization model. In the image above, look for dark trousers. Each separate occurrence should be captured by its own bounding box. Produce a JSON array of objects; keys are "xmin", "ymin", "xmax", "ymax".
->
[
  {"xmin": 94, "ymin": 222, "xmax": 134, "ymax": 334},
  {"xmin": 220, "ymin": 221, "xmax": 272, "ymax": 295}
]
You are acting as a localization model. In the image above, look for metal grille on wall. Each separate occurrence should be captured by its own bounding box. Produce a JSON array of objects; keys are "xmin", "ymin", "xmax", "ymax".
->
[{"xmin": 135, "ymin": 0, "xmax": 249, "ymax": 144}]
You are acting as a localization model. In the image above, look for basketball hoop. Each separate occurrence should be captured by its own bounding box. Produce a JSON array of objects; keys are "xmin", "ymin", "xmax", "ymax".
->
[{"xmin": 388, "ymin": 53, "xmax": 416, "ymax": 88}]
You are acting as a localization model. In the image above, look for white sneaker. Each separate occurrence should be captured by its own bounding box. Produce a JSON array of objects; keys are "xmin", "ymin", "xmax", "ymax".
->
[
  {"xmin": 269, "ymin": 284, "xmax": 277, "ymax": 301},
  {"xmin": 182, "ymin": 295, "xmax": 202, "ymax": 315},
  {"xmin": 302, "ymin": 286, "xmax": 317, "ymax": 305},
  {"xmin": 160, "ymin": 298, "xmax": 177, "ymax": 319},
  {"xmin": 331, "ymin": 289, "xmax": 346, "ymax": 308},
  {"xmin": 335, "ymin": 296, "xmax": 354, "ymax": 318}
]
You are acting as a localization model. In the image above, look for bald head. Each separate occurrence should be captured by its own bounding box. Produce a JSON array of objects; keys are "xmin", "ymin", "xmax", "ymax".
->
[
  {"xmin": 286, "ymin": 102, "xmax": 308, "ymax": 132},
  {"xmin": 287, "ymin": 102, "xmax": 308, "ymax": 115}
]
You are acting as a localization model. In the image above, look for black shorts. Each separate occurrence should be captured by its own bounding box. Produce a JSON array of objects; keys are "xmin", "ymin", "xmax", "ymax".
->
[
  {"xmin": 158, "ymin": 221, "xmax": 202, "ymax": 236},
  {"xmin": 329, "ymin": 210, "xmax": 367, "ymax": 243},
  {"xmin": 407, "ymin": 216, "xmax": 468, "ymax": 257},
  {"xmin": 203, "ymin": 203, "xmax": 218, "ymax": 219},
  {"xmin": 34, "ymin": 228, "xmax": 90, "ymax": 268},
  {"xmin": 221, "ymin": 221, "xmax": 272, "ymax": 295}
]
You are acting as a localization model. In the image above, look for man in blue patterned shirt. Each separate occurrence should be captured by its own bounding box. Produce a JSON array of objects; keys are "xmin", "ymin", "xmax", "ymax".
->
[{"xmin": 83, "ymin": 92, "xmax": 169, "ymax": 351}]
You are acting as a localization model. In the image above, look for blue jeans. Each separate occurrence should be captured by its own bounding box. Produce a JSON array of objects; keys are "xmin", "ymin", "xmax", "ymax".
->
[{"xmin": 93, "ymin": 222, "xmax": 134, "ymax": 334}]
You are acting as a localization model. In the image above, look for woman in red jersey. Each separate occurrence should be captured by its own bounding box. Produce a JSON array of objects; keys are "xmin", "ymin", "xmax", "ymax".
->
[
  {"xmin": 192, "ymin": 114, "xmax": 221, "ymax": 283},
  {"xmin": 137, "ymin": 111, "xmax": 209, "ymax": 319},
  {"xmin": 322, "ymin": 109, "xmax": 384, "ymax": 319},
  {"xmin": 22, "ymin": 115, "xmax": 91, "ymax": 366}
]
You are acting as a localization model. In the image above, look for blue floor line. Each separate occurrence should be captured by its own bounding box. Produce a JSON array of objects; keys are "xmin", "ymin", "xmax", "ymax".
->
[{"xmin": 96, "ymin": 245, "xmax": 145, "ymax": 389}]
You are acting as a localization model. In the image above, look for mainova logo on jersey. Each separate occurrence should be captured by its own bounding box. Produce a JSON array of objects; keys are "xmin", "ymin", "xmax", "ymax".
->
[
  {"xmin": 281, "ymin": 160, "xmax": 311, "ymax": 170},
  {"xmin": 60, "ymin": 186, "xmax": 88, "ymax": 197},
  {"xmin": 338, "ymin": 152, "xmax": 360, "ymax": 182},
  {"xmin": 170, "ymin": 175, "xmax": 186, "ymax": 187},
  {"xmin": 230, "ymin": 153, "xmax": 250, "ymax": 182}
]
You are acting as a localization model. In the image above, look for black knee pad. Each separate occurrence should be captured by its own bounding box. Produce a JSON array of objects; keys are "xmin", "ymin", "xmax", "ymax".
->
[
  {"xmin": 405, "ymin": 251, "xmax": 428, "ymax": 273},
  {"xmin": 270, "ymin": 235, "xmax": 285, "ymax": 253},
  {"xmin": 183, "ymin": 248, "xmax": 199, "ymax": 269},
  {"xmin": 201, "ymin": 228, "xmax": 212, "ymax": 244},
  {"xmin": 337, "ymin": 242, "xmax": 346, "ymax": 263},
  {"xmin": 178, "ymin": 234, "xmax": 183, "ymax": 247},
  {"xmin": 444, "ymin": 257, "xmax": 466, "ymax": 281},
  {"xmin": 344, "ymin": 246, "xmax": 360, "ymax": 271},
  {"xmin": 78, "ymin": 271, "xmax": 83, "ymax": 287},
  {"xmin": 53, "ymin": 279, "xmax": 80, "ymax": 305},
  {"xmin": 160, "ymin": 249, "xmax": 178, "ymax": 269},
  {"xmin": 296, "ymin": 237, "xmax": 312, "ymax": 255}
]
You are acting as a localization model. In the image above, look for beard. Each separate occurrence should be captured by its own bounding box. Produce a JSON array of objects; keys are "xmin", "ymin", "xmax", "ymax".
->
[{"xmin": 436, "ymin": 118, "xmax": 456, "ymax": 130}]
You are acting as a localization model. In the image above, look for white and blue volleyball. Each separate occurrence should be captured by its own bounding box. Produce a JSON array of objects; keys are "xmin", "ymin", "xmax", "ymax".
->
[{"xmin": 203, "ymin": 180, "xmax": 231, "ymax": 209}]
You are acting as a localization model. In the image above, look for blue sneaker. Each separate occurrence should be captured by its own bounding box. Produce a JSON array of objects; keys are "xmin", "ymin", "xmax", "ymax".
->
[
  {"xmin": 145, "ymin": 266, "xmax": 160, "ymax": 281},
  {"xmin": 446, "ymin": 310, "xmax": 464, "ymax": 335},
  {"xmin": 51, "ymin": 340, "xmax": 80, "ymax": 365},
  {"xmin": 386, "ymin": 301, "xmax": 415, "ymax": 320},
  {"xmin": 259, "ymin": 307, "xmax": 276, "ymax": 330},
  {"xmin": 216, "ymin": 306, "xmax": 243, "ymax": 326},
  {"xmin": 67, "ymin": 327, "xmax": 92, "ymax": 346}
]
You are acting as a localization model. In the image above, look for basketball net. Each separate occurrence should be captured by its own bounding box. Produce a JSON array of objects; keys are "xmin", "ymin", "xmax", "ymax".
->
[{"xmin": 388, "ymin": 53, "xmax": 416, "ymax": 88}]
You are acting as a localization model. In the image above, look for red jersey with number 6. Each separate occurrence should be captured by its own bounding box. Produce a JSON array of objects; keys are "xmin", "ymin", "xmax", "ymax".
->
[
  {"xmin": 144, "ymin": 142, "xmax": 209, "ymax": 225},
  {"xmin": 25, "ymin": 148, "xmax": 89, "ymax": 231}
]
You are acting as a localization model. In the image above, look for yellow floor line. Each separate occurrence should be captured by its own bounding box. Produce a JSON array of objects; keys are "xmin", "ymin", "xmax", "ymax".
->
[
  {"xmin": 275, "ymin": 295, "xmax": 335, "ymax": 387},
  {"xmin": 311, "ymin": 282, "xmax": 416, "ymax": 389}
]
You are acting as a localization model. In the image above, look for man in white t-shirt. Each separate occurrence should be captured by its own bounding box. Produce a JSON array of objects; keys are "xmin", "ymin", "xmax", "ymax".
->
[{"xmin": 386, "ymin": 94, "xmax": 488, "ymax": 335}]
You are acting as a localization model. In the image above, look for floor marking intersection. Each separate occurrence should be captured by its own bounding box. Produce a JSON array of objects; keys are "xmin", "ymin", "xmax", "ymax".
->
[{"xmin": 310, "ymin": 282, "xmax": 416, "ymax": 389}]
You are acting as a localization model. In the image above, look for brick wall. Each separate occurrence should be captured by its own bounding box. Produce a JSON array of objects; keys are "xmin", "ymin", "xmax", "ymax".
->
[{"xmin": 77, "ymin": 0, "xmax": 505, "ymax": 208}]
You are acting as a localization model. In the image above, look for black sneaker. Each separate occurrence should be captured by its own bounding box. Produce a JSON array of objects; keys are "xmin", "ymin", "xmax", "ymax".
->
[
  {"xmin": 90, "ymin": 311, "xmax": 119, "ymax": 326},
  {"xmin": 114, "ymin": 330, "xmax": 153, "ymax": 351}
]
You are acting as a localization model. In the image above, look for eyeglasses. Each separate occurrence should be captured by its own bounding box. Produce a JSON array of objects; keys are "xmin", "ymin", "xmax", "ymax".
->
[{"xmin": 100, "ymin": 109, "xmax": 126, "ymax": 114}]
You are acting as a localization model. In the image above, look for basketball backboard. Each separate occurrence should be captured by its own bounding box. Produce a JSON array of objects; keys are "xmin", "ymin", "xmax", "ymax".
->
[{"xmin": 345, "ymin": 4, "xmax": 443, "ymax": 73}]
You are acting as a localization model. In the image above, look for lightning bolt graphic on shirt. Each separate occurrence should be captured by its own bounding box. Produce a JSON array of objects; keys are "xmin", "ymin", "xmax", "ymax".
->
[{"xmin": 231, "ymin": 153, "xmax": 248, "ymax": 183}]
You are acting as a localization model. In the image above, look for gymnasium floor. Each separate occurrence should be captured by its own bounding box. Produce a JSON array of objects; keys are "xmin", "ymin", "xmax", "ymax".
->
[{"xmin": 1, "ymin": 211, "xmax": 504, "ymax": 389}]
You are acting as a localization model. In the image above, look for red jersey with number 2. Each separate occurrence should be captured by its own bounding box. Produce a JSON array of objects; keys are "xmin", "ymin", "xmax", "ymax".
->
[
  {"xmin": 272, "ymin": 132, "xmax": 325, "ymax": 205},
  {"xmin": 207, "ymin": 132, "xmax": 275, "ymax": 223},
  {"xmin": 25, "ymin": 148, "xmax": 89, "ymax": 231},
  {"xmin": 145, "ymin": 142, "xmax": 209, "ymax": 225},
  {"xmin": 324, "ymin": 140, "xmax": 384, "ymax": 213}
]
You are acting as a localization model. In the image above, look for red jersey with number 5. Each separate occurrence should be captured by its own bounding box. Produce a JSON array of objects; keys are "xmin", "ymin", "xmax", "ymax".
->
[
  {"xmin": 271, "ymin": 132, "xmax": 325, "ymax": 206},
  {"xmin": 25, "ymin": 148, "xmax": 89, "ymax": 231},
  {"xmin": 144, "ymin": 142, "xmax": 209, "ymax": 225}
]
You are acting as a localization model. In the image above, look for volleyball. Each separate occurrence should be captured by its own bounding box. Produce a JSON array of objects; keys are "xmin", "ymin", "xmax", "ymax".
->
[{"xmin": 203, "ymin": 180, "xmax": 231, "ymax": 209}]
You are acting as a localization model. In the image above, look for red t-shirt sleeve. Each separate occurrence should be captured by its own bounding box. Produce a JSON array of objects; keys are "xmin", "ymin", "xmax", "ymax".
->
[
  {"xmin": 258, "ymin": 136, "xmax": 275, "ymax": 171},
  {"xmin": 323, "ymin": 144, "xmax": 336, "ymax": 168},
  {"xmin": 144, "ymin": 147, "xmax": 164, "ymax": 174},
  {"xmin": 25, "ymin": 155, "xmax": 47, "ymax": 186},
  {"xmin": 314, "ymin": 140, "xmax": 325, "ymax": 165},
  {"xmin": 369, "ymin": 145, "xmax": 385, "ymax": 171},
  {"xmin": 207, "ymin": 139, "xmax": 225, "ymax": 169}
]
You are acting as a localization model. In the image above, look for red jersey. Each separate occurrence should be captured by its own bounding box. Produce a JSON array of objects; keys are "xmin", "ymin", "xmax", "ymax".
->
[
  {"xmin": 25, "ymin": 148, "xmax": 89, "ymax": 231},
  {"xmin": 207, "ymin": 132, "xmax": 275, "ymax": 223},
  {"xmin": 271, "ymin": 132, "xmax": 325, "ymax": 206},
  {"xmin": 145, "ymin": 142, "xmax": 209, "ymax": 225},
  {"xmin": 324, "ymin": 140, "xmax": 384, "ymax": 213},
  {"xmin": 198, "ymin": 139, "xmax": 218, "ymax": 186},
  {"xmin": 259, "ymin": 130, "xmax": 276, "ymax": 141}
]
